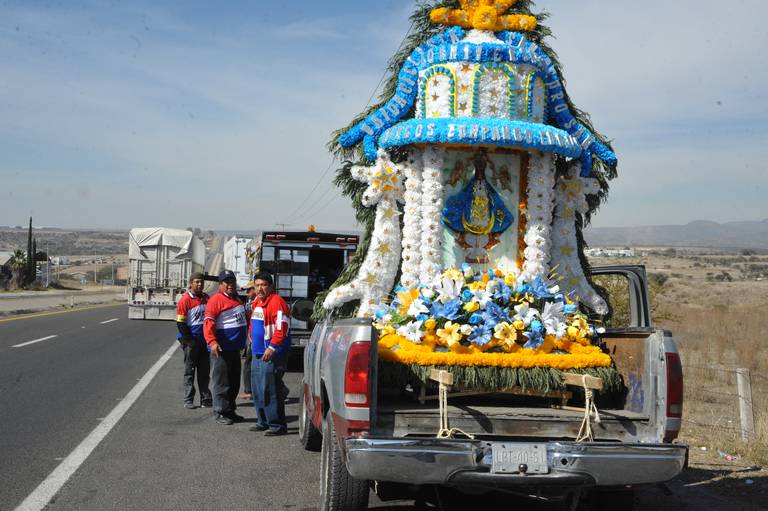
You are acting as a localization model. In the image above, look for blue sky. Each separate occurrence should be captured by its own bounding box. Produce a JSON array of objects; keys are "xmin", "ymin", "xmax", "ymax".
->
[{"xmin": 1, "ymin": 0, "xmax": 766, "ymax": 231}]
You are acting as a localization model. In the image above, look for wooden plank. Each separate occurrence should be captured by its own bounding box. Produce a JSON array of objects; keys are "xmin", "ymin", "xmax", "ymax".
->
[
  {"xmin": 562, "ymin": 373, "xmax": 603, "ymax": 390},
  {"xmin": 429, "ymin": 369, "xmax": 454, "ymax": 386},
  {"xmin": 422, "ymin": 387, "xmax": 572, "ymax": 402}
]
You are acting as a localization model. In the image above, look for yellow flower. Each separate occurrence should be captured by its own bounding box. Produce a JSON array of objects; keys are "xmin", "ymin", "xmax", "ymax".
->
[
  {"xmin": 424, "ymin": 318, "xmax": 437, "ymax": 332},
  {"xmin": 442, "ymin": 268, "xmax": 463, "ymax": 281},
  {"xmin": 436, "ymin": 321, "xmax": 462, "ymax": 347},
  {"xmin": 493, "ymin": 322, "xmax": 516, "ymax": 344},
  {"xmin": 468, "ymin": 280, "xmax": 484, "ymax": 291},
  {"xmin": 397, "ymin": 288, "xmax": 420, "ymax": 316},
  {"xmin": 512, "ymin": 320, "xmax": 525, "ymax": 331},
  {"xmin": 463, "ymin": 301, "xmax": 480, "ymax": 313},
  {"xmin": 504, "ymin": 272, "xmax": 517, "ymax": 287}
]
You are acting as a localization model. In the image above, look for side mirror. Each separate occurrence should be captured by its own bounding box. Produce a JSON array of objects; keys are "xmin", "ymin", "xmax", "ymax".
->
[{"xmin": 292, "ymin": 299, "xmax": 314, "ymax": 322}]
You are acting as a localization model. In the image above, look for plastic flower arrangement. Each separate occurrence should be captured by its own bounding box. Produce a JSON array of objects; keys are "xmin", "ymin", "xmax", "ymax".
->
[{"xmin": 374, "ymin": 265, "xmax": 611, "ymax": 369}]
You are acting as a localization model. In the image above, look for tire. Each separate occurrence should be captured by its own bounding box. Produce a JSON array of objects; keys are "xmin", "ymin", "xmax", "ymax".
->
[
  {"xmin": 299, "ymin": 386, "xmax": 322, "ymax": 452},
  {"xmin": 319, "ymin": 413, "xmax": 370, "ymax": 511}
]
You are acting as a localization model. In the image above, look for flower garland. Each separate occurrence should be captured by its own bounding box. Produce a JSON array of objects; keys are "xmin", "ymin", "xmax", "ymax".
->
[
  {"xmin": 400, "ymin": 150, "xmax": 424, "ymax": 288},
  {"xmin": 550, "ymin": 163, "xmax": 609, "ymax": 314},
  {"xmin": 323, "ymin": 149, "xmax": 404, "ymax": 316},
  {"xmin": 419, "ymin": 147, "xmax": 447, "ymax": 286},
  {"xmin": 521, "ymin": 152, "xmax": 555, "ymax": 281},
  {"xmin": 374, "ymin": 265, "xmax": 610, "ymax": 370}
]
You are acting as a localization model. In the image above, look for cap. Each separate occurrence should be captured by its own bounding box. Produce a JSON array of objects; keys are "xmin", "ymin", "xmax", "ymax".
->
[
  {"xmin": 218, "ymin": 270, "xmax": 236, "ymax": 282},
  {"xmin": 241, "ymin": 280, "xmax": 255, "ymax": 291}
]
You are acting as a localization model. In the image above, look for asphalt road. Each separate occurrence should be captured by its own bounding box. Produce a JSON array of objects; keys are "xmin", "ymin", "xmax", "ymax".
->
[{"xmin": 0, "ymin": 307, "xmax": 758, "ymax": 510}]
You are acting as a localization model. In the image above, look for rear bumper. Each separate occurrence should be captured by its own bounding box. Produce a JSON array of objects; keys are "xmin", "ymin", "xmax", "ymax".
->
[{"xmin": 345, "ymin": 438, "xmax": 687, "ymax": 488}]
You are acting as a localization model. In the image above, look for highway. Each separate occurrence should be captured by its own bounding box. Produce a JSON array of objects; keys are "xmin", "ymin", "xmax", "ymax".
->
[{"xmin": 0, "ymin": 307, "xmax": 738, "ymax": 511}]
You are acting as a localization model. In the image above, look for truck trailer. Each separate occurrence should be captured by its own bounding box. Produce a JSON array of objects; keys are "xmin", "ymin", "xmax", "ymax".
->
[{"xmin": 127, "ymin": 227, "xmax": 206, "ymax": 320}]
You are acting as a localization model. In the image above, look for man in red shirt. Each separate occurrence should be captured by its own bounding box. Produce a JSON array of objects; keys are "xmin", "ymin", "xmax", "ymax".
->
[
  {"xmin": 249, "ymin": 272, "xmax": 291, "ymax": 435},
  {"xmin": 203, "ymin": 270, "xmax": 248, "ymax": 425},
  {"xmin": 176, "ymin": 272, "xmax": 211, "ymax": 409}
]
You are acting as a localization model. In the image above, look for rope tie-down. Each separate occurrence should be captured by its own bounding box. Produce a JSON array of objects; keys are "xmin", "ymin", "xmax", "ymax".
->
[
  {"xmin": 563, "ymin": 373, "xmax": 603, "ymax": 442},
  {"xmin": 429, "ymin": 370, "xmax": 475, "ymax": 440}
]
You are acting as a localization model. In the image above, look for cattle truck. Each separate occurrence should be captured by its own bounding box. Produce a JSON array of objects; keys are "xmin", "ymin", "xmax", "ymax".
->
[
  {"xmin": 247, "ymin": 230, "xmax": 359, "ymax": 349},
  {"xmin": 128, "ymin": 227, "xmax": 206, "ymax": 320}
]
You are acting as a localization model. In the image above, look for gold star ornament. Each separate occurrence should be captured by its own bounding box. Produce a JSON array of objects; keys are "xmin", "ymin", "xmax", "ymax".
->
[{"xmin": 431, "ymin": 0, "xmax": 537, "ymax": 32}]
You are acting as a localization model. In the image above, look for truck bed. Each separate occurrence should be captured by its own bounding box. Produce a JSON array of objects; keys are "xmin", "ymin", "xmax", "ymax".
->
[{"xmin": 372, "ymin": 331, "xmax": 661, "ymax": 443}]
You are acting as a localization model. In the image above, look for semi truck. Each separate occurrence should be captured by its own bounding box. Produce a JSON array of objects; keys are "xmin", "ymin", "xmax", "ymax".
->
[
  {"xmin": 223, "ymin": 235, "xmax": 253, "ymax": 289},
  {"xmin": 247, "ymin": 230, "xmax": 359, "ymax": 349},
  {"xmin": 127, "ymin": 227, "xmax": 206, "ymax": 320},
  {"xmin": 301, "ymin": 266, "xmax": 687, "ymax": 511}
]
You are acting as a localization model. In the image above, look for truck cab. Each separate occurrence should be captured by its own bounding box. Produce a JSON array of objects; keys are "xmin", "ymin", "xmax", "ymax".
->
[
  {"xmin": 300, "ymin": 265, "xmax": 687, "ymax": 510},
  {"xmin": 249, "ymin": 231, "xmax": 358, "ymax": 348}
]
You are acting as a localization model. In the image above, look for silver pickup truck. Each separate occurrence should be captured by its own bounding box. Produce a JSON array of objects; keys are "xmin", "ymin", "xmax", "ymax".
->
[{"xmin": 300, "ymin": 266, "xmax": 687, "ymax": 510}]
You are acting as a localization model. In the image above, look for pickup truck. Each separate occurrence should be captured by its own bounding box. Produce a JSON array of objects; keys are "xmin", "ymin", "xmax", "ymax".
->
[{"xmin": 300, "ymin": 266, "xmax": 687, "ymax": 511}]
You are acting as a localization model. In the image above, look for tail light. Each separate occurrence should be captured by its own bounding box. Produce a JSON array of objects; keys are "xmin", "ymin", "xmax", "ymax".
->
[
  {"xmin": 664, "ymin": 351, "xmax": 683, "ymax": 442},
  {"xmin": 344, "ymin": 341, "xmax": 371, "ymax": 408},
  {"xmin": 666, "ymin": 352, "xmax": 683, "ymax": 418}
]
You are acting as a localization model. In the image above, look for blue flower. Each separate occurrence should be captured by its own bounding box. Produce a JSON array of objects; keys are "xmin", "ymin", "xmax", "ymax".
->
[
  {"xmin": 523, "ymin": 329, "xmax": 544, "ymax": 349},
  {"xmin": 416, "ymin": 313, "xmax": 429, "ymax": 322},
  {"xmin": 530, "ymin": 319, "xmax": 544, "ymax": 333},
  {"xmin": 430, "ymin": 298, "xmax": 461, "ymax": 321},
  {"xmin": 469, "ymin": 313, "xmax": 483, "ymax": 325},
  {"xmin": 529, "ymin": 277, "xmax": 554, "ymax": 299},
  {"xmin": 374, "ymin": 308, "xmax": 387, "ymax": 320},
  {"xmin": 496, "ymin": 284, "xmax": 513, "ymax": 303},
  {"xmin": 563, "ymin": 303, "xmax": 577, "ymax": 314},
  {"xmin": 469, "ymin": 324, "xmax": 494, "ymax": 346},
  {"xmin": 461, "ymin": 289, "xmax": 474, "ymax": 302},
  {"xmin": 483, "ymin": 302, "xmax": 510, "ymax": 326}
]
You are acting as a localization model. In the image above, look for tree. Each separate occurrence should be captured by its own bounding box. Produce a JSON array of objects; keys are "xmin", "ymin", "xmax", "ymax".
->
[{"xmin": 8, "ymin": 250, "xmax": 27, "ymax": 290}]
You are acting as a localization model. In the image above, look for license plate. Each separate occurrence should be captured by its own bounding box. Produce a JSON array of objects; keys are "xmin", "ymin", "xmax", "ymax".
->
[{"xmin": 491, "ymin": 443, "xmax": 549, "ymax": 474}]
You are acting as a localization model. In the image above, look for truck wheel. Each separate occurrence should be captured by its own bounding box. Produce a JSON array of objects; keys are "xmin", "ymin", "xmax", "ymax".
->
[
  {"xmin": 299, "ymin": 388, "xmax": 322, "ymax": 452},
  {"xmin": 319, "ymin": 414, "xmax": 369, "ymax": 511}
]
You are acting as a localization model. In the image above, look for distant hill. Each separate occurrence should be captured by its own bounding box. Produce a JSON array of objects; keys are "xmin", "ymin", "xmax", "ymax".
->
[{"xmin": 584, "ymin": 219, "xmax": 768, "ymax": 249}]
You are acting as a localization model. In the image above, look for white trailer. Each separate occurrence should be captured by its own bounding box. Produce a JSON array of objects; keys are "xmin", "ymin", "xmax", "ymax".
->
[
  {"xmin": 223, "ymin": 235, "xmax": 253, "ymax": 289},
  {"xmin": 128, "ymin": 227, "xmax": 206, "ymax": 320}
]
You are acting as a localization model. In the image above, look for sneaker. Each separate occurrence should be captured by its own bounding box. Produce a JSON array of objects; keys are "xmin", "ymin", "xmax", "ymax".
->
[
  {"xmin": 238, "ymin": 392, "xmax": 252, "ymax": 400},
  {"xmin": 228, "ymin": 412, "xmax": 245, "ymax": 423},
  {"xmin": 184, "ymin": 403, "xmax": 196, "ymax": 410},
  {"xmin": 200, "ymin": 402, "xmax": 212, "ymax": 408},
  {"xmin": 264, "ymin": 428, "xmax": 288, "ymax": 437},
  {"xmin": 249, "ymin": 425, "xmax": 269, "ymax": 432},
  {"xmin": 215, "ymin": 414, "xmax": 234, "ymax": 426}
]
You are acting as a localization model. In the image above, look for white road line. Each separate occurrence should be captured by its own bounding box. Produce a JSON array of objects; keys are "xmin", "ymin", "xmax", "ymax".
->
[
  {"xmin": 14, "ymin": 342, "xmax": 178, "ymax": 511},
  {"xmin": 11, "ymin": 335, "xmax": 58, "ymax": 349},
  {"xmin": 100, "ymin": 318, "xmax": 119, "ymax": 324}
]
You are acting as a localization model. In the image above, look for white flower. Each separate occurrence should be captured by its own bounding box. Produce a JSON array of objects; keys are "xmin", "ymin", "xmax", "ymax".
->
[
  {"xmin": 463, "ymin": 266, "xmax": 475, "ymax": 278},
  {"xmin": 382, "ymin": 314, "xmax": 392, "ymax": 324},
  {"xmin": 460, "ymin": 324, "xmax": 473, "ymax": 336},
  {"xmin": 486, "ymin": 280, "xmax": 499, "ymax": 293},
  {"xmin": 513, "ymin": 302, "xmax": 539, "ymax": 326},
  {"xmin": 436, "ymin": 276, "xmax": 462, "ymax": 303},
  {"xmin": 420, "ymin": 288, "xmax": 434, "ymax": 300},
  {"xmin": 540, "ymin": 301, "xmax": 567, "ymax": 338},
  {"xmin": 397, "ymin": 320, "xmax": 424, "ymax": 343},
  {"xmin": 407, "ymin": 298, "xmax": 429, "ymax": 317},
  {"xmin": 472, "ymin": 289, "xmax": 494, "ymax": 309}
]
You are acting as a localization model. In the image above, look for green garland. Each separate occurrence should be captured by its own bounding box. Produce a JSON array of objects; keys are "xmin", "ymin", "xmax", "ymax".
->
[{"xmin": 378, "ymin": 361, "xmax": 625, "ymax": 396}]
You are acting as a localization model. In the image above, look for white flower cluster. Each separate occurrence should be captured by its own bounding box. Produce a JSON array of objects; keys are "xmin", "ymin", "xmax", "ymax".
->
[
  {"xmin": 400, "ymin": 150, "xmax": 424, "ymax": 288},
  {"xmin": 550, "ymin": 163, "xmax": 609, "ymax": 314},
  {"xmin": 323, "ymin": 149, "xmax": 404, "ymax": 317},
  {"xmin": 521, "ymin": 152, "xmax": 555, "ymax": 281},
  {"xmin": 419, "ymin": 147, "xmax": 447, "ymax": 286}
]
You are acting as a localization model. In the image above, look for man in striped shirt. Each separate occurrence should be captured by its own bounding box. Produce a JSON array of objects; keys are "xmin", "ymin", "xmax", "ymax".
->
[
  {"xmin": 176, "ymin": 272, "xmax": 211, "ymax": 409},
  {"xmin": 203, "ymin": 270, "xmax": 248, "ymax": 425}
]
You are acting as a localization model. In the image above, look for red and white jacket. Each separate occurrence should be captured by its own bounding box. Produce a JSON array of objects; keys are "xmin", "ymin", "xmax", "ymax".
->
[{"xmin": 251, "ymin": 293, "xmax": 291, "ymax": 356}]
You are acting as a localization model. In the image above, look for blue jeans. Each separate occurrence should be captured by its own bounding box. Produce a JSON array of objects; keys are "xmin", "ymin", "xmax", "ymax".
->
[{"xmin": 251, "ymin": 357, "xmax": 287, "ymax": 432}]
